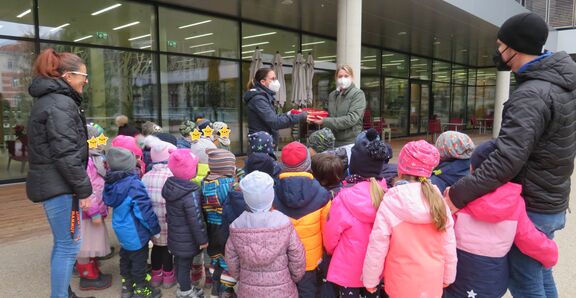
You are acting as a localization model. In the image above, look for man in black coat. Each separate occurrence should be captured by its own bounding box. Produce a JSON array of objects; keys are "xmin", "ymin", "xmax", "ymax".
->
[{"xmin": 447, "ymin": 13, "xmax": 576, "ymax": 297}]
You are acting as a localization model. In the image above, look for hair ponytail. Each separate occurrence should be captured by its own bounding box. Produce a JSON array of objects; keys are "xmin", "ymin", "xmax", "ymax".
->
[
  {"xmin": 33, "ymin": 48, "xmax": 84, "ymax": 78},
  {"xmin": 420, "ymin": 177, "xmax": 447, "ymax": 231},
  {"xmin": 247, "ymin": 68, "xmax": 273, "ymax": 90},
  {"xmin": 369, "ymin": 177, "xmax": 385, "ymax": 209}
]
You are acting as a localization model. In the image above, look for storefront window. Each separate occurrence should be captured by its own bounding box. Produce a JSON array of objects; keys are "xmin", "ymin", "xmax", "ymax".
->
[
  {"xmin": 242, "ymin": 23, "xmax": 299, "ymax": 65},
  {"xmin": 1, "ymin": 0, "xmax": 35, "ymax": 38},
  {"xmin": 383, "ymin": 51, "xmax": 408, "ymax": 78},
  {"xmin": 362, "ymin": 47, "xmax": 381, "ymax": 117},
  {"xmin": 301, "ymin": 35, "xmax": 336, "ymax": 70},
  {"xmin": 383, "ymin": 78, "xmax": 409, "ymax": 137},
  {"xmin": 432, "ymin": 82, "xmax": 450, "ymax": 123},
  {"xmin": 433, "ymin": 60, "xmax": 451, "ymax": 83},
  {"xmin": 410, "ymin": 56, "xmax": 431, "ymax": 80}
]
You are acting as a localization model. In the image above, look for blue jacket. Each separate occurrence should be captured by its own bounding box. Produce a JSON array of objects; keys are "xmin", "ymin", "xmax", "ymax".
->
[
  {"xmin": 274, "ymin": 172, "xmax": 331, "ymax": 220},
  {"xmin": 430, "ymin": 159, "xmax": 470, "ymax": 193},
  {"xmin": 104, "ymin": 171, "xmax": 160, "ymax": 251},
  {"xmin": 221, "ymin": 189, "xmax": 249, "ymax": 242}
]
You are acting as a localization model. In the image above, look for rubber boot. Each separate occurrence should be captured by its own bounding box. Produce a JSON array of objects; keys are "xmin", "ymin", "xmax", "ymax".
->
[
  {"xmin": 150, "ymin": 269, "xmax": 163, "ymax": 288},
  {"xmin": 162, "ymin": 269, "xmax": 176, "ymax": 289},
  {"xmin": 76, "ymin": 260, "xmax": 112, "ymax": 291}
]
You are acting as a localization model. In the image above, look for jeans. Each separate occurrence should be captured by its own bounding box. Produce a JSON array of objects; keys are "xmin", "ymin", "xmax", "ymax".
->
[
  {"xmin": 508, "ymin": 211, "xmax": 566, "ymax": 298},
  {"xmin": 175, "ymin": 256, "xmax": 194, "ymax": 291},
  {"xmin": 43, "ymin": 194, "xmax": 82, "ymax": 298},
  {"xmin": 119, "ymin": 245, "xmax": 149, "ymax": 286}
]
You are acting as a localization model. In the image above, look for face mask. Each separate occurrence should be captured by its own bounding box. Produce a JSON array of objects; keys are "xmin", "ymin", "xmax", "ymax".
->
[
  {"xmin": 268, "ymin": 79, "xmax": 281, "ymax": 92},
  {"xmin": 337, "ymin": 77, "xmax": 352, "ymax": 89},
  {"xmin": 492, "ymin": 47, "xmax": 515, "ymax": 71}
]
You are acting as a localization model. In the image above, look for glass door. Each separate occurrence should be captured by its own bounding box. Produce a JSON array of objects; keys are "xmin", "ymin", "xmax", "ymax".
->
[{"xmin": 410, "ymin": 82, "xmax": 430, "ymax": 134}]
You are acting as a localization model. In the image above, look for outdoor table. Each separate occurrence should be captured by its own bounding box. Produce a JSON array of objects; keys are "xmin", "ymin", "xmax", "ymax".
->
[{"xmin": 443, "ymin": 122, "xmax": 466, "ymax": 132}]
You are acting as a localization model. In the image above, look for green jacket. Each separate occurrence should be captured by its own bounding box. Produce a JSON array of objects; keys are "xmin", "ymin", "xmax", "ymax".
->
[{"xmin": 323, "ymin": 84, "xmax": 366, "ymax": 146}]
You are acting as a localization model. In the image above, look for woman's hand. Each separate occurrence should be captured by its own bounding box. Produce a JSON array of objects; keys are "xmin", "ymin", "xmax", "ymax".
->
[{"xmin": 307, "ymin": 114, "xmax": 324, "ymax": 125}]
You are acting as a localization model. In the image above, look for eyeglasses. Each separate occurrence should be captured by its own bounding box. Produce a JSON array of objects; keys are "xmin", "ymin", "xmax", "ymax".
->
[{"xmin": 63, "ymin": 71, "xmax": 89, "ymax": 80}]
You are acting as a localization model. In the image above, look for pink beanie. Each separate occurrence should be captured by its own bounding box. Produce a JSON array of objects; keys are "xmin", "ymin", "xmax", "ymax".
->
[
  {"xmin": 112, "ymin": 135, "xmax": 143, "ymax": 157},
  {"xmin": 397, "ymin": 140, "xmax": 440, "ymax": 178},
  {"xmin": 168, "ymin": 149, "xmax": 199, "ymax": 180},
  {"xmin": 151, "ymin": 140, "xmax": 176, "ymax": 163}
]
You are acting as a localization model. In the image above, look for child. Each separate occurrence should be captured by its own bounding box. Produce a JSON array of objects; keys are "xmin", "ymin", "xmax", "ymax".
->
[
  {"xmin": 307, "ymin": 127, "xmax": 336, "ymax": 155},
  {"xmin": 225, "ymin": 171, "xmax": 306, "ymax": 298},
  {"xmin": 323, "ymin": 129, "xmax": 390, "ymax": 298},
  {"xmin": 248, "ymin": 131, "xmax": 282, "ymax": 177},
  {"xmin": 443, "ymin": 140, "xmax": 558, "ymax": 298},
  {"xmin": 177, "ymin": 120, "xmax": 196, "ymax": 149},
  {"xmin": 103, "ymin": 147, "xmax": 161, "ymax": 298},
  {"xmin": 76, "ymin": 123, "xmax": 112, "ymax": 291},
  {"xmin": 212, "ymin": 121, "xmax": 231, "ymax": 151},
  {"xmin": 163, "ymin": 149, "xmax": 209, "ymax": 298},
  {"xmin": 311, "ymin": 153, "xmax": 343, "ymax": 196},
  {"xmin": 430, "ymin": 131, "xmax": 475, "ymax": 193},
  {"xmin": 362, "ymin": 140, "xmax": 457, "ymax": 298},
  {"xmin": 202, "ymin": 148, "xmax": 237, "ymax": 298},
  {"xmin": 142, "ymin": 139, "xmax": 177, "ymax": 289},
  {"xmin": 112, "ymin": 135, "xmax": 146, "ymax": 177},
  {"xmin": 274, "ymin": 141, "xmax": 332, "ymax": 298}
]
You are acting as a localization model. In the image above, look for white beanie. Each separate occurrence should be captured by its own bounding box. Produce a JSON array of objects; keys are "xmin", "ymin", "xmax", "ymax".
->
[{"xmin": 240, "ymin": 171, "xmax": 275, "ymax": 213}]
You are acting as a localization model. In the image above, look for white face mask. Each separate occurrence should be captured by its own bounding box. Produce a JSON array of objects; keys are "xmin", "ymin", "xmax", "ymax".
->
[
  {"xmin": 268, "ymin": 79, "xmax": 281, "ymax": 92},
  {"xmin": 337, "ymin": 77, "xmax": 352, "ymax": 89}
]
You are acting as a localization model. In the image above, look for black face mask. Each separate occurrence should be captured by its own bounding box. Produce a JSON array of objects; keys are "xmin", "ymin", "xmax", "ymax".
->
[{"xmin": 492, "ymin": 47, "xmax": 516, "ymax": 71}]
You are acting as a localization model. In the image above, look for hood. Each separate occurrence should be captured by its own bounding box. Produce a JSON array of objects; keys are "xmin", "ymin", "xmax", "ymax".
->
[
  {"xmin": 29, "ymin": 76, "xmax": 83, "ymax": 105},
  {"xmin": 243, "ymin": 82, "xmax": 274, "ymax": 104},
  {"xmin": 229, "ymin": 211, "xmax": 292, "ymax": 267},
  {"xmin": 103, "ymin": 171, "xmax": 140, "ymax": 207},
  {"xmin": 384, "ymin": 183, "xmax": 439, "ymax": 224},
  {"xmin": 339, "ymin": 180, "xmax": 386, "ymax": 224},
  {"xmin": 274, "ymin": 173, "xmax": 330, "ymax": 219},
  {"xmin": 162, "ymin": 176, "xmax": 199, "ymax": 202},
  {"xmin": 517, "ymin": 51, "xmax": 576, "ymax": 91},
  {"xmin": 463, "ymin": 182, "xmax": 522, "ymax": 222},
  {"xmin": 432, "ymin": 159, "xmax": 470, "ymax": 183}
]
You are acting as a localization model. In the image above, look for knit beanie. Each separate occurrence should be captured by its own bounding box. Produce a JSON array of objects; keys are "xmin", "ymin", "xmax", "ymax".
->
[
  {"xmin": 107, "ymin": 147, "xmax": 136, "ymax": 172},
  {"xmin": 435, "ymin": 131, "xmax": 475, "ymax": 161},
  {"xmin": 213, "ymin": 121, "xmax": 231, "ymax": 146},
  {"xmin": 397, "ymin": 140, "xmax": 440, "ymax": 178},
  {"xmin": 151, "ymin": 140, "xmax": 177, "ymax": 163},
  {"xmin": 179, "ymin": 120, "xmax": 196, "ymax": 137},
  {"xmin": 498, "ymin": 13, "xmax": 548, "ymax": 55},
  {"xmin": 470, "ymin": 139, "xmax": 497, "ymax": 170},
  {"xmin": 249, "ymin": 131, "xmax": 276, "ymax": 160},
  {"xmin": 197, "ymin": 119, "xmax": 212, "ymax": 131},
  {"xmin": 206, "ymin": 148, "xmax": 236, "ymax": 180},
  {"xmin": 168, "ymin": 149, "xmax": 199, "ymax": 180},
  {"xmin": 240, "ymin": 171, "xmax": 275, "ymax": 213},
  {"xmin": 111, "ymin": 135, "xmax": 143, "ymax": 157},
  {"xmin": 141, "ymin": 121, "xmax": 162, "ymax": 136},
  {"xmin": 87, "ymin": 123, "xmax": 104, "ymax": 139},
  {"xmin": 349, "ymin": 128, "xmax": 392, "ymax": 178},
  {"xmin": 281, "ymin": 141, "xmax": 311, "ymax": 172},
  {"xmin": 307, "ymin": 127, "xmax": 335, "ymax": 153},
  {"xmin": 245, "ymin": 153, "xmax": 275, "ymax": 176},
  {"xmin": 190, "ymin": 137, "xmax": 217, "ymax": 164},
  {"xmin": 153, "ymin": 132, "xmax": 178, "ymax": 146}
]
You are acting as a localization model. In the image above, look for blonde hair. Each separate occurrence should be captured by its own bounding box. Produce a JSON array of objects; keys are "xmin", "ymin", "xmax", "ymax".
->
[
  {"xmin": 400, "ymin": 175, "xmax": 447, "ymax": 231},
  {"xmin": 115, "ymin": 115, "xmax": 128, "ymax": 127},
  {"xmin": 335, "ymin": 64, "xmax": 354, "ymax": 79},
  {"xmin": 369, "ymin": 177, "xmax": 386, "ymax": 209}
]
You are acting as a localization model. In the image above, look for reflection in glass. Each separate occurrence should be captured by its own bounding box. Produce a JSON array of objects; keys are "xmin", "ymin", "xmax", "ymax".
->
[
  {"xmin": 433, "ymin": 61, "xmax": 451, "ymax": 83},
  {"xmin": 362, "ymin": 47, "xmax": 381, "ymax": 117},
  {"xmin": 410, "ymin": 56, "xmax": 430, "ymax": 80},
  {"xmin": 301, "ymin": 35, "xmax": 336, "ymax": 70},
  {"xmin": 432, "ymin": 82, "xmax": 450, "ymax": 123},
  {"xmin": 410, "ymin": 82, "xmax": 429, "ymax": 134},
  {"xmin": 0, "ymin": 0, "xmax": 35, "ymax": 38},
  {"xmin": 383, "ymin": 78, "xmax": 408, "ymax": 137},
  {"xmin": 242, "ymin": 23, "xmax": 299, "ymax": 64},
  {"xmin": 383, "ymin": 51, "xmax": 408, "ymax": 78}
]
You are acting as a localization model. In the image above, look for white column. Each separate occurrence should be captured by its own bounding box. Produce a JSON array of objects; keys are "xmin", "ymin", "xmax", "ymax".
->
[
  {"xmin": 337, "ymin": 0, "xmax": 363, "ymax": 84},
  {"xmin": 493, "ymin": 71, "xmax": 511, "ymax": 138}
]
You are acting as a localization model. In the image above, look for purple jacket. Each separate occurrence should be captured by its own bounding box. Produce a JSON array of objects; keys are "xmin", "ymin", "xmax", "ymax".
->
[{"xmin": 225, "ymin": 210, "xmax": 306, "ymax": 298}]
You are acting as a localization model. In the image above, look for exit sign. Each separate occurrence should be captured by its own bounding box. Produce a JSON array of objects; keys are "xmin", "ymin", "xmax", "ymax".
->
[
  {"xmin": 167, "ymin": 40, "xmax": 177, "ymax": 48},
  {"xmin": 95, "ymin": 32, "xmax": 108, "ymax": 39}
]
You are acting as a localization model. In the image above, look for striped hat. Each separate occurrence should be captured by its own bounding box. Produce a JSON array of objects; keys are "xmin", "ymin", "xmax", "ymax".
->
[{"xmin": 206, "ymin": 148, "xmax": 236, "ymax": 180}]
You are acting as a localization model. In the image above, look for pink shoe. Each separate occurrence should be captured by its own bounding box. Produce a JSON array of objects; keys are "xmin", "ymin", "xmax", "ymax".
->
[
  {"xmin": 191, "ymin": 264, "xmax": 203, "ymax": 287},
  {"xmin": 150, "ymin": 269, "xmax": 163, "ymax": 288},
  {"xmin": 162, "ymin": 269, "xmax": 176, "ymax": 289}
]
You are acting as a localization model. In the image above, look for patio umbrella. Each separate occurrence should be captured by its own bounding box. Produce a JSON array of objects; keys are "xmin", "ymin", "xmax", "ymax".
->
[
  {"xmin": 304, "ymin": 54, "xmax": 315, "ymax": 106},
  {"xmin": 272, "ymin": 52, "xmax": 287, "ymax": 107},
  {"xmin": 291, "ymin": 53, "xmax": 307, "ymax": 107},
  {"xmin": 248, "ymin": 48, "xmax": 263, "ymax": 87}
]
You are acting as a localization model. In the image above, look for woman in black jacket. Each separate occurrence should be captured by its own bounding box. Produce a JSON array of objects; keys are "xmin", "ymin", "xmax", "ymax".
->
[
  {"xmin": 244, "ymin": 68, "xmax": 307, "ymax": 149},
  {"xmin": 27, "ymin": 48, "xmax": 92, "ymax": 298}
]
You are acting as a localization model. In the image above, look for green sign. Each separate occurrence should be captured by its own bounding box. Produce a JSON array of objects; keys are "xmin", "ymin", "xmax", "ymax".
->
[
  {"xmin": 95, "ymin": 32, "xmax": 108, "ymax": 39},
  {"xmin": 167, "ymin": 40, "xmax": 177, "ymax": 48}
]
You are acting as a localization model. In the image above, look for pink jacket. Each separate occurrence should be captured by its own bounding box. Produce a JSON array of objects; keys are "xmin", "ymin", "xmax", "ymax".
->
[
  {"xmin": 456, "ymin": 182, "xmax": 558, "ymax": 267},
  {"xmin": 323, "ymin": 179, "xmax": 387, "ymax": 287},
  {"xmin": 362, "ymin": 182, "xmax": 457, "ymax": 298},
  {"xmin": 84, "ymin": 156, "xmax": 108, "ymax": 219}
]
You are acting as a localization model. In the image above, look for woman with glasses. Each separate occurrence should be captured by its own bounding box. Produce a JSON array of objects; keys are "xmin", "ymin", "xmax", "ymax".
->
[{"xmin": 27, "ymin": 48, "xmax": 92, "ymax": 298}]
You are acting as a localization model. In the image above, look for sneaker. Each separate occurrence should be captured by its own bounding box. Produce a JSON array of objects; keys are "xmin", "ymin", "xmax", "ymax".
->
[
  {"xmin": 133, "ymin": 284, "xmax": 162, "ymax": 298},
  {"xmin": 162, "ymin": 269, "xmax": 176, "ymax": 289},
  {"xmin": 150, "ymin": 269, "xmax": 163, "ymax": 288},
  {"xmin": 121, "ymin": 278, "xmax": 135, "ymax": 298},
  {"xmin": 177, "ymin": 287, "xmax": 204, "ymax": 298}
]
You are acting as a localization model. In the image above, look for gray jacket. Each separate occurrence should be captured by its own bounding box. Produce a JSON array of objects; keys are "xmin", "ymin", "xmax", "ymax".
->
[{"xmin": 323, "ymin": 84, "xmax": 366, "ymax": 146}]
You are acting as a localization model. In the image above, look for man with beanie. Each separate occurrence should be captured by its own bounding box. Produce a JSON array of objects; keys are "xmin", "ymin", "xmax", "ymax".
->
[
  {"xmin": 274, "ymin": 141, "xmax": 331, "ymax": 298},
  {"xmin": 447, "ymin": 12, "xmax": 576, "ymax": 297},
  {"xmin": 162, "ymin": 148, "xmax": 208, "ymax": 298},
  {"xmin": 103, "ymin": 147, "xmax": 161, "ymax": 298},
  {"xmin": 225, "ymin": 171, "xmax": 306, "ymax": 298}
]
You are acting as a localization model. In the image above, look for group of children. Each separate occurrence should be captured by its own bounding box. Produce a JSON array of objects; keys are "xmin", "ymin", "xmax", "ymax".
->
[{"xmin": 78, "ymin": 118, "xmax": 560, "ymax": 298}]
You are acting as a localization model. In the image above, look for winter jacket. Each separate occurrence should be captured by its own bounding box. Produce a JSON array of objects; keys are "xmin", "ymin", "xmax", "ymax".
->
[
  {"xmin": 142, "ymin": 147, "xmax": 153, "ymax": 173},
  {"xmin": 118, "ymin": 124, "xmax": 139, "ymax": 137},
  {"xmin": 445, "ymin": 182, "xmax": 558, "ymax": 297},
  {"xmin": 142, "ymin": 163, "xmax": 173, "ymax": 246},
  {"xmin": 362, "ymin": 182, "xmax": 457, "ymax": 298},
  {"xmin": 323, "ymin": 84, "xmax": 367, "ymax": 146},
  {"xmin": 274, "ymin": 172, "xmax": 332, "ymax": 271},
  {"xmin": 222, "ymin": 189, "xmax": 249, "ymax": 241},
  {"xmin": 244, "ymin": 82, "xmax": 306, "ymax": 146},
  {"xmin": 450, "ymin": 51, "xmax": 576, "ymax": 213},
  {"xmin": 225, "ymin": 210, "xmax": 306, "ymax": 298},
  {"xmin": 202, "ymin": 177, "xmax": 235, "ymax": 258},
  {"xmin": 323, "ymin": 179, "xmax": 388, "ymax": 288},
  {"xmin": 103, "ymin": 171, "xmax": 160, "ymax": 251},
  {"xmin": 177, "ymin": 137, "xmax": 192, "ymax": 149},
  {"xmin": 430, "ymin": 159, "xmax": 470, "ymax": 193},
  {"xmin": 162, "ymin": 177, "xmax": 208, "ymax": 258},
  {"xmin": 84, "ymin": 155, "xmax": 108, "ymax": 219},
  {"xmin": 192, "ymin": 163, "xmax": 209, "ymax": 187},
  {"xmin": 26, "ymin": 77, "xmax": 92, "ymax": 202}
]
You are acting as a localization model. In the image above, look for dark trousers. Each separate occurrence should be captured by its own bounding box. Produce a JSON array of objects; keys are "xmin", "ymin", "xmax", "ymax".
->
[
  {"xmin": 175, "ymin": 256, "xmax": 194, "ymax": 291},
  {"xmin": 297, "ymin": 270, "xmax": 318, "ymax": 298},
  {"xmin": 119, "ymin": 245, "xmax": 149, "ymax": 286},
  {"xmin": 151, "ymin": 245, "xmax": 173, "ymax": 271},
  {"xmin": 338, "ymin": 285, "xmax": 382, "ymax": 298}
]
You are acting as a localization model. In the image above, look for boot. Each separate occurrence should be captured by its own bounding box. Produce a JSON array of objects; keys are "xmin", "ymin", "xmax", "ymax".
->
[
  {"xmin": 190, "ymin": 264, "xmax": 203, "ymax": 287},
  {"xmin": 162, "ymin": 269, "xmax": 176, "ymax": 289},
  {"xmin": 68, "ymin": 286, "xmax": 95, "ymax": 298},
  {"xmin": 150, "ymin": 269, "xmax": 163, "ymax": 288},
  {"xmin": 76, "ymin": 260, "xmax": 112, "ymax": 291},
  {"xmin": 133, "ymin": 282, "xmax": 162, "ymax": 298},
  {"xmin": 121, "ymin": 278, "xmax": 135, "ymax": 298}
]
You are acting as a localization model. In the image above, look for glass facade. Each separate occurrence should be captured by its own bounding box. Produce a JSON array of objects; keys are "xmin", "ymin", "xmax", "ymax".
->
[{"xmin": 1, "ymin": 0, "xmax": 502, "ymax": 182}]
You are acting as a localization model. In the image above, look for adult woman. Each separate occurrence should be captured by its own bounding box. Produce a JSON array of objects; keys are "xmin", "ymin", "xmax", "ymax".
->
[
  {"xmin": 309, "ymin": 65, "xmax": 366, "ymax": 146},
  {"xmin": 27, "ymin": 48, "xmax": 92, "ymax": 298},
  {"xmin": 244, "ymin": 68, "xmax": 307, "ymax": 148}
]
